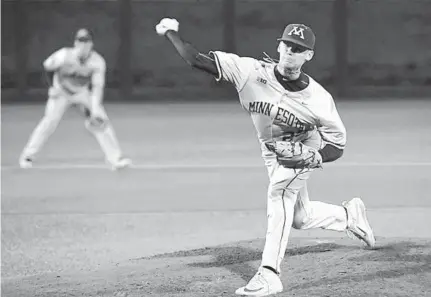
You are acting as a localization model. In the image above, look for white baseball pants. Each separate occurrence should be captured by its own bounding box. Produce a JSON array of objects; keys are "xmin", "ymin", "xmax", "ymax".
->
[{"xmin": 260, "ymin": 133, "xmax": 348, "ymax": 273}]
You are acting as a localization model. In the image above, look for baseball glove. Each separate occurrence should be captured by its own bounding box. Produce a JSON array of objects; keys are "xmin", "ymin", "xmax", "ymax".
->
[{"xmin": 265, "ymin": 140, "xmax": 323, "ymax": 169}]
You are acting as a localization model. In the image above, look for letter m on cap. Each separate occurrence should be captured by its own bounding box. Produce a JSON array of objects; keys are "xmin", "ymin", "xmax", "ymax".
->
[{"xmin": 288, "ymin": 26, "xmax": 305, "ymax": 39}]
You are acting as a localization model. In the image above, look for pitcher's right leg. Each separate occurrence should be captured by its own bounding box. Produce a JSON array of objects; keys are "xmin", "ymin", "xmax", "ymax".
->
[
  {"xmin": 292, "ymin": 187, "xmax": 375, "ymax": 247},
  {"xmin": 292, "ymin": 185, "xmax": 348, "ymax": 231}
]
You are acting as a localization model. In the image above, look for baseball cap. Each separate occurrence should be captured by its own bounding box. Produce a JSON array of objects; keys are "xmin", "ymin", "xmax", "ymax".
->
[
  {"xmin": 277, "ymin": 24, "xmax": 315, "ymax": 50},
  {"xmin": 75, "ymin": 28, "xmax": 93, "ymax": 42}
]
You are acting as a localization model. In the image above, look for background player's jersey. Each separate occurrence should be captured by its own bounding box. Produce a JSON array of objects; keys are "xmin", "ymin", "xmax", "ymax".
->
[
  {"xmin": 43, "ymin": 47, "xmax": 106, "ymax": 95},
  {"xmin": 211, "ymin": 51, "xmax": 346, "ymax": 159}
]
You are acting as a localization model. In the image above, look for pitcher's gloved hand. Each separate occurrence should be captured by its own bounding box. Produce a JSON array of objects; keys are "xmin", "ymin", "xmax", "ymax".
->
[{"xmin": 265, "ymin": 140, "xmax": 322, "ymax": 169}]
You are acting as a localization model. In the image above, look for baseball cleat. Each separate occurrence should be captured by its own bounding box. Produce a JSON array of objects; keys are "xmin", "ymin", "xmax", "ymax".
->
[
  {"xmin": 343, "ymin": 197, "xmax": 376, "ymax": 248},
  {"xmin": 235, "ymin": 267, "xmax": 283, "ymax": 296},
  {"xmin": 110, "ymin": 157, "xmax": 132, "ymax": 171},
  {"xmin": 19, "ymin": 157, "xmax": 33, "ymax": 169}
]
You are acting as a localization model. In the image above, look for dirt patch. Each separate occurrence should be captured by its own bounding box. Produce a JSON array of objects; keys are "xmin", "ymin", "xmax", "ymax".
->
[{"xmin": 3, "ymin": 237, "xmax": 430, "ymax": 297}]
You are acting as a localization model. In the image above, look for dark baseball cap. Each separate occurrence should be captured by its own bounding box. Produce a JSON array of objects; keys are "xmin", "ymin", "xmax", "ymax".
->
[
  {"xmin": 75, "ymin": 28, "xmax": 93, "ymax": 42},
  {"xmin": 277, "ymin": 24, "xmax": 315, "ymax": 50}
]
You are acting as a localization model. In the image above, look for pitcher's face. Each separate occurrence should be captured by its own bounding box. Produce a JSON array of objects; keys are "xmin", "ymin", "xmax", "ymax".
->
[{"xmin": 277, "ymin": 41, "xmax": 314, "ymax": 69}]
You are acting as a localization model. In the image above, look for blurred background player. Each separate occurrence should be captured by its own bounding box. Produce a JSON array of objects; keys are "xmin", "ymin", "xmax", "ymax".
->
[
  {"xmin": 156, "ymin": 18, "xmax": 375, "ymax": 296},
  {"xmin": 19, "ymin": 28, "xmax": 132, "ymax": 170}
]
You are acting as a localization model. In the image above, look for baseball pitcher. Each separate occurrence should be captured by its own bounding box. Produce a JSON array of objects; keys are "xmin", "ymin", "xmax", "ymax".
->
[
  {"xmin": 156, "ymin": 19, "xmax": 376, "ymax": 296},
  {"xmin": 19, "ymin": 29, "xmax": 131, "ymax": 170}
]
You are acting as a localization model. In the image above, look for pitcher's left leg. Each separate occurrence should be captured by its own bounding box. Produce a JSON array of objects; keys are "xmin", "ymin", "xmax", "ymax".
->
[{"xmin": 235, "ymin": 165, "xmax": 310, "ymax": 296}]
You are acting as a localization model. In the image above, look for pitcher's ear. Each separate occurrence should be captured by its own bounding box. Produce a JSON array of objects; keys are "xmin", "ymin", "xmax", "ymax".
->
[{"xmin": 305, "ymin": 50, "xmax": 314, "ymax": 61}]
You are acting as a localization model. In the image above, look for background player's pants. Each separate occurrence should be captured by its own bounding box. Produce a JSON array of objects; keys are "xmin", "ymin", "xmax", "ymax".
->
[
  {"xmin": 20, "ymin": 89, "xmax": 124, "ymax": 165},
  {"xmin": 260, "ymin": 133, "xmax": 348, "ymax": 273}
]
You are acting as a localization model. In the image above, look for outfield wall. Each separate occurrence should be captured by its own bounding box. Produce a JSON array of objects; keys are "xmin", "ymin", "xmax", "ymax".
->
[{"xmin": 2, "ymin": 0, "xmax": 430, "ymax": 100}]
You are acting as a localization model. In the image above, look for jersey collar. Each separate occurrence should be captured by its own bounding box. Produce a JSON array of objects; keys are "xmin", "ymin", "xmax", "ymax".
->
[{"xmin": 273, "ymin": 66, "xmax": 310, "ymax": 92}]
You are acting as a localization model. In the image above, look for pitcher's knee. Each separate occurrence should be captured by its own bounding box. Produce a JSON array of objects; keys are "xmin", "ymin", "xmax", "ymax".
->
[{"xmin": 292, "ymin": 210, "xmax": 310, "ymax": 229}]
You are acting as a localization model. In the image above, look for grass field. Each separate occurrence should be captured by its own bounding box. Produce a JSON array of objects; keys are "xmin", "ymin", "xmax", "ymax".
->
[{"xmin": 2, "ymin": 99, "xmax": 431, "ymax": 296}]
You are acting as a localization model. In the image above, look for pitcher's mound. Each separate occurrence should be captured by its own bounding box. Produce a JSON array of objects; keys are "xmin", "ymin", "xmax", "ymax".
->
[{"xmin": 3, "ymin": 237, "xmax": 431, "ymax": 297}]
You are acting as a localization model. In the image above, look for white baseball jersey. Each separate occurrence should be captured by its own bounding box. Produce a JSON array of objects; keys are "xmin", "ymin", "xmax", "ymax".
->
[
  {"xmin": 43, "ymin": 47, "xmax": 106, "ymax": 96},
  {"xmin": 211, "ymin": 51, "xmax": 346, "ymax": 160}
]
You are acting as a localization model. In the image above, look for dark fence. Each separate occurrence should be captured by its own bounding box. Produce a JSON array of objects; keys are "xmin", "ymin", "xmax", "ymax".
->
[{"xmin": 2, "ymin": 0, "xmax": 431, "ymax": 102}]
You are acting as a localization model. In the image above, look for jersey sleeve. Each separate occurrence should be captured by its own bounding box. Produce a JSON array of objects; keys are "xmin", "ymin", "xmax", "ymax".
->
[
  {"xmin": 43, "ymin": 48, "xmax": 67, "ymax": 71},
  {"xmin": 209, "ymin": 51, "xmax": 255, "ymax": 91},
  {"xmin": 316, "ymin": 95, "xmax": 346, "ymax": 150}
]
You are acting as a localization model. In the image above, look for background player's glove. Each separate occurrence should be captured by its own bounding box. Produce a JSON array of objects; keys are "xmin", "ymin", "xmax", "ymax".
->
[
  {"xmin": 78, "ymin": 104, "xmax": 107, "ymax": 130},
  {"xmin": 156, "ymin": 18, "xmax": 179, "ymax": 36},
  {"xmin": 265, "ymin": 141, "xmax": 323, "ymax": 169},
  {"xmin": 90, "ymin": 105, "xmax": 107, "ymax": 128}
]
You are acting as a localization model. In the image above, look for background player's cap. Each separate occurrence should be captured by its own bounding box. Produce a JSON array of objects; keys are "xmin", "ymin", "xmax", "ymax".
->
[
  {"xmin": 277, "ymin": 24, "xmax": 315, "ymax": 50},
  {"xmin": 75, "ymin": 28, "xmax": 93, "ymax": 42}
]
